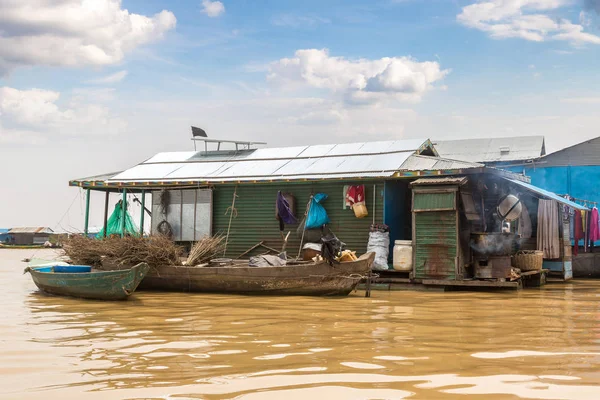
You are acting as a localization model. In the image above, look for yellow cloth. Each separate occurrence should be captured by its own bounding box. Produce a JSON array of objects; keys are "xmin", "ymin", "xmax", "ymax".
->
[{"xmin": 582, "ymin": 210, "xmax": 587, "ymax": 232}]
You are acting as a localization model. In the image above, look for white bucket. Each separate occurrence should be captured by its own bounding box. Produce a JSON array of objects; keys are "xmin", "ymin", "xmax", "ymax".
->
[{"xmin": 393, "ymin": 240, "xmax": 413, "ymax": 272}]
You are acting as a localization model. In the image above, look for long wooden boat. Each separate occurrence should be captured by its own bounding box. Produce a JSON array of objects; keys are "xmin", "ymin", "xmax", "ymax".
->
[
  {"xmin": 137, "ymin": 252, "xmax": 375, "ymax": 296},
  {"xmin": 25, "ymin": 263, "xmax": 150, "ymax": 301}
]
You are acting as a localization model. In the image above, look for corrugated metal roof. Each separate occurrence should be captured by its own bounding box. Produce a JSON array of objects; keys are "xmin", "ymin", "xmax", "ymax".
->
[
  {"xmin": 103, "ymin": 139, "xmax": 467, "ymax": 184},
  {"xmin": 411, "ymin": 176, "xmax": 468, "ymax": 186},
  {"xmin": 434, "ymin": 136, "xmax": 545, "ymax": 163},
  {"xmin": 9, "ymin": 227, "xmax": 54, "ymax": 234},
  {"xmin": 504, "ymin": 178, "xmax": 587, "ymax": 210},
  {"xmin": 537, "ymin": 136, "xmax": 600, "ymax": 167},
  {"xmin": 399, "ymin": 155, "xmax": 483, "ymax": 171}
]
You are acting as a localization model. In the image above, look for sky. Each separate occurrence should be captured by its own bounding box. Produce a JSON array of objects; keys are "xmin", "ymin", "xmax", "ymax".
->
[{"xmin": 1, "ymin": 0, "xmax": 600, "ymax": 231}]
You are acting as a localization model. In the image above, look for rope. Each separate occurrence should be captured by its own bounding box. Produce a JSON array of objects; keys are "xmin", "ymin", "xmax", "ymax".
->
[
  {"xmin": 26, "ymin": 189, "xmax": 82, "ymax": 261},
  {"xmin": 223, "ymin": 186, "xmax": 239, "ymax": 256},
  {"xmin": 296, "ymin": 196, "xmax": 313, "ymax": 260}
]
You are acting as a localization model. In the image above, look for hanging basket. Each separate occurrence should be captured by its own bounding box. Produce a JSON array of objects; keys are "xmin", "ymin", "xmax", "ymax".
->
[{"xmin": 513, "ymin": 250, "xmax": 543, "ymax": 271}]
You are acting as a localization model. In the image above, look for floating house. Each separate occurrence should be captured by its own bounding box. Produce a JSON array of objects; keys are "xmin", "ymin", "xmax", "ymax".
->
[
  {"xmin": 70, "ymin": 137, "xmax": 585, "ymax": 289},
  {"xmin": 8, "ymin": 227, "xmax": 54, "ymax": 245},
  {"xmin": 436, "ymin": 135, "xmax": 600, "ymax": 278}
]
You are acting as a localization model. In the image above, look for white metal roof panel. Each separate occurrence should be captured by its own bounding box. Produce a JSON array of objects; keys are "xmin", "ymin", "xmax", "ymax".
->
[
  {"xmin": 399, "ymin": 155, "xmax": 484, "ymax": 171},
  {"xmin": 112, "ymin": 163, "xmax": 184, "ymax": 180},
  {"xmin": 146, "ymin": 152, "xmax": 196, "ymax": 163},
  {"xmin": 434, "ymin": 136, "xmax": 545, "ymax": 163}
]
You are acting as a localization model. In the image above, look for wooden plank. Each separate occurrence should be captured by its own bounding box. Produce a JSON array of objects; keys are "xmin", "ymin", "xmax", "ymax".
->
[
  {"xmin": 520, "ymin": 269, "xmax": 545, "ymax": 277},
  {"xmin": 422, "ymin": 279, "xmax": 520, "ymax": 288},
  {"xmin": 372, "ymin": 277, "xmax": 412, "ymax": 284},
  {"xmin": 413, "ymin": 208, "xmax": 456, "ymax": 212}
]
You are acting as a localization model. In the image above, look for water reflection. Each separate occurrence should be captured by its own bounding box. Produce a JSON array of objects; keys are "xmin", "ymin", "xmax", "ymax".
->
[{"xmin": 3, "ymin": 249, "xmax": 600, "ymax": 399}]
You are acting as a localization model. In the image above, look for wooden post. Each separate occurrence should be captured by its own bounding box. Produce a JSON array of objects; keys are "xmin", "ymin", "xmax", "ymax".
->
[
  {"xmin": 84, "ymin": 189, "xmax": 90, "ymax": 236},
  {"xmin": 103, "ymin": 191, "xmax": 109, "ymax": 238},
  {"xmin": 120, "ymin": 189, "xmax": 127, "ymax": 237},
  {"xmin": 139, "ymin": 190, "xmax": 146, "ymax": 237}
]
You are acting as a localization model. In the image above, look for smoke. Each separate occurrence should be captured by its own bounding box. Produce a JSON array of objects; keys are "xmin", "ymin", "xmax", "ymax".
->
[
  {"xmin": 471, "ymin": 234, "xmax": 515, "ymax": 257},
  {"xmin": 584, "ymin": 0, "xmax": 600, "ymax": 15}
]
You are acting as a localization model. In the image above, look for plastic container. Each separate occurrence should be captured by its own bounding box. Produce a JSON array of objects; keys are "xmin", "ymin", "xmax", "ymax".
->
[
  {"xmin": 352, "ymin": 203, "xmax": 368, "ymax": 218},
  {"xmin": 393, "ymin": 240, "xmax": 413, "ymax": 271},
  {"xmin": 302, "ymin": 243, "xmax": 322, "ymax": 261}
]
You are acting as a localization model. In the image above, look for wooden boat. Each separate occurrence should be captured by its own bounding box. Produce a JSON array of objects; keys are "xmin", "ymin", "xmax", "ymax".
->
[
  {"xmin": 136, "ymin": 252, "xmax": 375, "ymax": 296},
  {"xmin": 24, "ymin": 263, "xmax": 150, "ymax": 301}
]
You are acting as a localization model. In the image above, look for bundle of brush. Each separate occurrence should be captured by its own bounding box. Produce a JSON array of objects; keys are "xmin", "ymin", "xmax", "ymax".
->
[
  {"xmin": 62, "ymin": 235, "xmax": 105, "ymax": 266},
  {"xmin": 62, "ymin": 235, "xmax": 184, "ymax": 268},
  {"xmin": 186, "ymin": 235, "xmax": 226, "ymax": 266}
]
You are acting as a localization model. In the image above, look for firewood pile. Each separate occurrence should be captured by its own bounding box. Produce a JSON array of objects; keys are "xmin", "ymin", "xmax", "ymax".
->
[{"xmin": 62, "ymin": 235, "xmax": 184, "ymax": 268}]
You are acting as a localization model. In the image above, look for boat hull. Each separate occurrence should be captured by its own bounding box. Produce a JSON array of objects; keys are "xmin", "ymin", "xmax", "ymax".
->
[
  {"xmin": 138, "ymin": 253, "xmax": 375, "ymax": 296},
  {"xmin": 27, "ymin": 263, "xmax": 150, "ymax": 301}
]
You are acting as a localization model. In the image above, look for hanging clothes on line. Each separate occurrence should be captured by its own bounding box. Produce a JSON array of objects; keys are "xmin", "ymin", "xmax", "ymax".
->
[
  {"xmin": 517, "ymin": 203, "xmax": 532, "ymax": 239},
  {"xmin": 537, "ymin": 199, "xmax": 560, "ymax": 259},
  {"xmin": 275, "ymin": 192, "xmax": 297, "ymax": 232},
  {"xmin": 345, "ymin": 185, "xmax": 365, "ymax": 206},
  {"xmin": 573, "ymin": 209, "xmax": 584, "ymax": 256},
  {"xmin": 589, "ymin": 207, "xmax": 600, "ymax": 243}
]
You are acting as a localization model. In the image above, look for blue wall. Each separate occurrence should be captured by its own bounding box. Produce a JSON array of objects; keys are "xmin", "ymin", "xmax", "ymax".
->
[{"xmin": 506, "ymin": 165, "xmax": 600, "ymax": 206}]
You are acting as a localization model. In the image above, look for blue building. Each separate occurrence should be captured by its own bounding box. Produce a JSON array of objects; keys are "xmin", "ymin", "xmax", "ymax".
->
[
  {"xmin": 505, "ymin": 137, "xmax": 600, "ymax": 208},
  {"xmin": 0, "ymin": 229, "xmax": 8, "ymax": 243}
]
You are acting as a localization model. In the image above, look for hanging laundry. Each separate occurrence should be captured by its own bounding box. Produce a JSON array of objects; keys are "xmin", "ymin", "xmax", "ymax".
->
[
  {"xmin": 275, "ymin": 192, "xmax": 297, "ymax": 231},
  {"xmin": 589, "ymin": 207, "xmax": 600, "ymax": 243},
  {"xmin": 569, "ymin": 212, "xmax": 575, "ymax": 241},
  {"xmin": 537, "ymin": 200, "xmax": 560, "ymax": 259},
  {"xmin": 574, "ymin": 209, "xmax": 584, "ymax": 256},
  {"xmin": 346, "ymin": 185, "xmax": 366, "ymax": 206},
  {"xmin": 345, "ymin": 185, "xmax": 368, "ymax": 218},
  {"xmin": 517, "ymin": 203, "xmax": 532, "ymax": 239}
]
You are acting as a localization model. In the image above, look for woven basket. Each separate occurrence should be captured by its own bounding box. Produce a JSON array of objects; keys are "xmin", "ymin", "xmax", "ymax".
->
[{"xmin": 513, "ymin": 250, "xmax": 543, "ymax": 271}]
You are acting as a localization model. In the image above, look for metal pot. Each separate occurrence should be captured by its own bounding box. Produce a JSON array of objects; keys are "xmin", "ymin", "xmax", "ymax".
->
[{"xmin": 470, "ymin": 232, "xmax": 515, "ymax": 256}]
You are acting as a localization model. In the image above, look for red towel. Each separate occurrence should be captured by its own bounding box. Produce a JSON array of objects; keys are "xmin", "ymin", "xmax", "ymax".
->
[{"xmin": 346, "ymin": 185, "xmax": 365, "ymax": 206}]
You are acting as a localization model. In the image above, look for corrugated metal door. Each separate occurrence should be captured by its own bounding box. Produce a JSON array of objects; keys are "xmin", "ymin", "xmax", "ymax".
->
[
  {"xmin": 213, "ymin": 181, "xmax": 384, "ymax": 259},
  {"xmin": 412, "ymin": 189, "xmax": 458, "ymax": 280}
]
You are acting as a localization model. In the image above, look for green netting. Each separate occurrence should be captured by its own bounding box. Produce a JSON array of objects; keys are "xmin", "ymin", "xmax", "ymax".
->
[{"xmin": 96, "ymin": 200, "xmax": 138, "ymax": 238}]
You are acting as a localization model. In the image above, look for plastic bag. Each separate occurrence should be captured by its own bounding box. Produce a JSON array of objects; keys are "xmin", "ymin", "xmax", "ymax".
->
[
  {"xmin": 367, "ymin": 231, "xmax": 390, "ymax": 270},
  {"xmin": 305, "ymin": 193, "xmax": 330, "ymax": 230}
]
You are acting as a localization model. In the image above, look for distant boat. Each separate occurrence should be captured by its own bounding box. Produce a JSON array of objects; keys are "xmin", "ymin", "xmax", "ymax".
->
[{"xmin": 24, "ymin": 263, "xmax": 149, "ymax": 301}]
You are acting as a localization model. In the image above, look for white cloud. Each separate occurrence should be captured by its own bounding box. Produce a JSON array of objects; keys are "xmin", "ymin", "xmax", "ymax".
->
[
  {"xmin": 87, "ymin": 70, "xmax": 128, "ymax": 85},
  {"xmin": 0, "ymin": 0, "xmax": 176, "ymax": 74},
  {"xmin": 0, "ymin": 86, "xmax": 126, "ymax": 142},
  {"xmin": 271, "ymin": 14, "xmax": 331, "ymax": 28},
  {"xmin": 268, "ymin": 49, "xmax": 449, "ymax": 104},
  {"xmin": 457, "ymin": 0, "xmax": 600, "ymax": 45},
  {"xmin": 201, "ymin": 0, "xmax": 225, "ymax": 17}
]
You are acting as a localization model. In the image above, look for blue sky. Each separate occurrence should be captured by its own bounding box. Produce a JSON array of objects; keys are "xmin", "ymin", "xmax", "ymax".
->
[{"xmin": 1, "ymin": 0, "xmax": 600, "ymax": 228}]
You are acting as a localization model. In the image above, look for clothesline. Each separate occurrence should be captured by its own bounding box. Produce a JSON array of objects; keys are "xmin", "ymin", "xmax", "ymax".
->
[{"xmin": 558, "ymin": 194, "xmax": 597, "ymax": 207}]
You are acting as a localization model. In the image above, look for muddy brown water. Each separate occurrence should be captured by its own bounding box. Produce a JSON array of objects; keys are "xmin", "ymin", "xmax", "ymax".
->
[{"xmin": 2, "ymin": 249, "xmax": 600, "ymax": 399}]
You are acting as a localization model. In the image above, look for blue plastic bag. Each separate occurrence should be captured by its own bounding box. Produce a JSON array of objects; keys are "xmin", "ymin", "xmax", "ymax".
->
[{"xmin": 305, "ymin": 193, "xmax": 330, "ymax": 229}]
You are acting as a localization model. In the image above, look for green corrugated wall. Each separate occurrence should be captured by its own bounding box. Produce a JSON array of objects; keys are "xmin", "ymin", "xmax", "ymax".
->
[
  {"xmin": 212, "ymin": 181, "xmax": 384, "ymax": 259},
  {"xmin": 413, "ymin": 192, "xmax": 455, "ymax": 210},
  {"xmin": 413, "ymin": 191, "xmax": 458, "ymax": 280}
]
